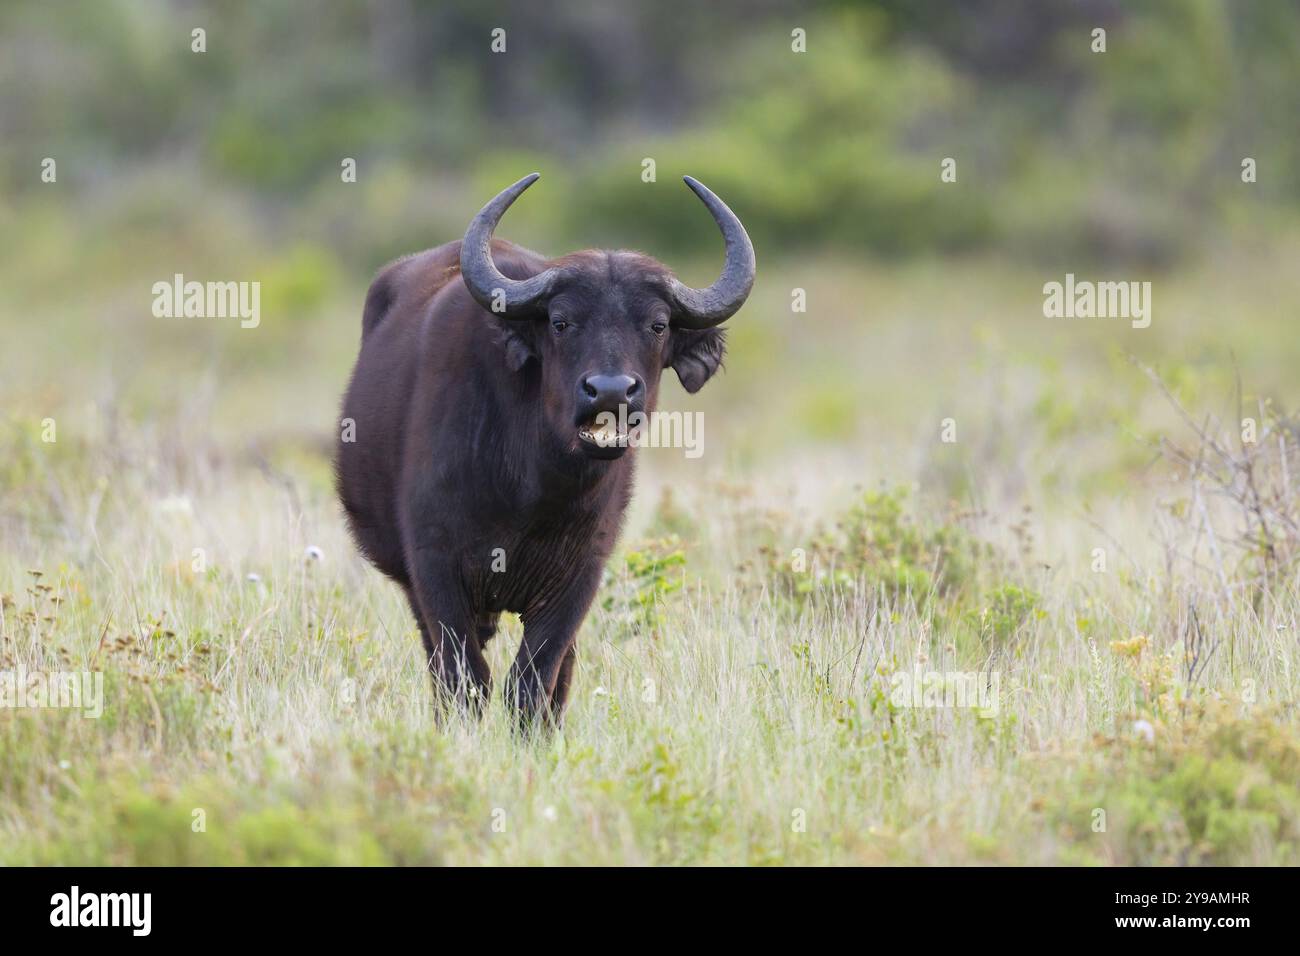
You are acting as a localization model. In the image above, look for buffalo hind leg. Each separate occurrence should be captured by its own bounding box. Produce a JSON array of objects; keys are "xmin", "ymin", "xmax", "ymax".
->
[{"xmin": 475, "ymin": 610, "xmax": 500, "ymax": 649}]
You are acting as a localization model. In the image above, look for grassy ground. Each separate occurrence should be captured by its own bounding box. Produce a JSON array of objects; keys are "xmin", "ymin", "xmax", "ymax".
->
[{"xmin": 2, "ymin": 243, "xmax": 1300, "ymax": 865}]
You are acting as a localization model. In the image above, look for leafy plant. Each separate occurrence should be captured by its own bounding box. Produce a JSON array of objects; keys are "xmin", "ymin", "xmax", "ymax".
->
[
  {"xmin": 600, "ymin": 537, "xmax": 687, "ymax": 640},
  {"xmin": 763, "ymin": 487, "xmax": 995, "ymax": 607}
]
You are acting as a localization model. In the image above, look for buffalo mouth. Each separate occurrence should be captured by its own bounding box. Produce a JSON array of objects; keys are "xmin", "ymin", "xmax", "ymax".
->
[{"xmin": 577, "ymin": 414, "xmax": 629, "ymax": 457}]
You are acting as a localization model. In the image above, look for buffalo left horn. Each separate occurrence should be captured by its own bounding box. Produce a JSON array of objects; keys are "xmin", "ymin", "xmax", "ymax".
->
[{"xmin": 668, "ymin": 176, "xmax": 756, "ymax": 329}]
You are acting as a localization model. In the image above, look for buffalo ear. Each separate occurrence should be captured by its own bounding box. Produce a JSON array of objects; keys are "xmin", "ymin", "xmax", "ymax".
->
[
  {"xmin": 495, "ymin": 321, "xmax": 537, "ymax": 373},
  {"xmin": 668, "ymin": 327, "xmax": 726, "ymax": 394}
]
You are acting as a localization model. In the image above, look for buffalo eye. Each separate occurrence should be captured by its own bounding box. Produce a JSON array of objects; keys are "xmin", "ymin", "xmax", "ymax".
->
[
  {"xmin": 551, "ymin": 318, "xmax": 569, "ymax": 333},
  {"xmin": 650, "ymin": 320, "xmax": 667, "ymax": 336}
]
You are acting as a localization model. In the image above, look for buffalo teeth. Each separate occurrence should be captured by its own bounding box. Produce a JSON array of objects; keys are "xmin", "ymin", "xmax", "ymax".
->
[{"xmin": 580, "ymin": 423, "xmax": 625, "ymax": 445}]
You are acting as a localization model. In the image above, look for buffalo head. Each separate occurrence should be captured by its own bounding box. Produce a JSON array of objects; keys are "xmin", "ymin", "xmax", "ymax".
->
[{"xmin": 459, "ymin": 173, "xmax": 755, "ymax": 461}]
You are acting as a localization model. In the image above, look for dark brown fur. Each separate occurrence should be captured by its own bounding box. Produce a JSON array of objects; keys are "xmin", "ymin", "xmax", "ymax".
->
[{"xmin": 335, "ymin": 239, "xmax": 726, "ymax": 727}]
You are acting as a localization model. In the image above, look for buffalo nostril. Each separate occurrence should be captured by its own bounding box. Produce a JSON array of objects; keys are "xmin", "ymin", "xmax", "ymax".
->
[{"xmin": 582, "ymin": 374, "xmax": 639, "ymax": 406}]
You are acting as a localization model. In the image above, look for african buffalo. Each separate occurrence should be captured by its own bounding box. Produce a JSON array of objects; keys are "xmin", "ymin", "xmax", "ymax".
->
[{"xmin": 335, "ymin": 173, "xmax": 754, "ymax": 726}]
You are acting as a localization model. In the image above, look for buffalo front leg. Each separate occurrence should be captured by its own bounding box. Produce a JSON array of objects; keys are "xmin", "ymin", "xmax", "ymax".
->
[
  {"xmin": 551, "ymin": 646, "xmax": 578, "ymax": 715},
  {"xmin": 405, "ymin": 550, "xmax": 491, "ymax": 717},
  {"xmin": 506, "ymin": 572, "xmax": 600, "ymax": 730}
]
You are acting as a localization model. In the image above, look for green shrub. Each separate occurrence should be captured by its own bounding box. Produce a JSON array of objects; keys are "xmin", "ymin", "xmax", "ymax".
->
[
  {"xmin": 600, "ymin": 537, "xmax": 687, "ymax": 640},
  {"xmin": 763, "ymin": 487, "xmax": 994, "ymax": 605},
  {"xmin": 1054, "ymin": 702, "xmax": 1300, "ymax": 865}
]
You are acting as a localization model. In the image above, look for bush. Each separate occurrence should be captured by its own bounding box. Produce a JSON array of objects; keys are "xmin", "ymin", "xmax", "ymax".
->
[
  {"xmin": 763, "ymin": 487, "xmax": 995, "ymax": 605},
  {"xmin": 1054, "ymin": 701, "xmax": 1300, "ymax": 865}
]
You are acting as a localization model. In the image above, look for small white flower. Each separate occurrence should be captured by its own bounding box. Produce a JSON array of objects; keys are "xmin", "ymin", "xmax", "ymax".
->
[
  {"xmin": 246, "ymin": 573, "xmax": 261, "ymax": 584},
  {"xmin": 542, "ymin": 805, "xmax": 558, "ymax": 822},
  {"xmin": 593, "ymin": 686, "xmax": 609, "ymax": 698},
  {"xmin": 304, "ymin": 545, "xmax": 324, "ymax": 562},
  {"xmin": 1133, "ymin": 719, "xmax": 1155, "ymax": 744},
  {"xmin": 58, "ymin": 760, "xmax": 71, "ymax": 770}
]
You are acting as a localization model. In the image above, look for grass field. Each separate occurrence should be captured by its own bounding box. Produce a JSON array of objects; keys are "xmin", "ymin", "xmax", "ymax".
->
[{"xmin": 3, "ymin": 240, "xmax": 1300, "ymax": 865}]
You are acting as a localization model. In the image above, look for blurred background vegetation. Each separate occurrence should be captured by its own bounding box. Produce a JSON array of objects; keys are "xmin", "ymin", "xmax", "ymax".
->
[
  {"xmin": 5, "ymin": 0, "xmax": 1298, "ymax": 259},
  {"xmin": 1, "ymin": 0, "xmax": 1299, "ymax": 494}
]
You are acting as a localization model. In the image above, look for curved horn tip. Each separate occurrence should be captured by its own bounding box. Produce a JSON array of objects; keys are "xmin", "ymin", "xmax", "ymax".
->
[
  {"xmin": 460, "ymin": 172, "xmax": 556, "ymax": 317},
  {"xmin": 498, "ymin": 172, "xmax": 540, "ymax": 200},
  {"xmin": 669, "ymin": 175, "xmax": 756, "ymax": 329}
]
